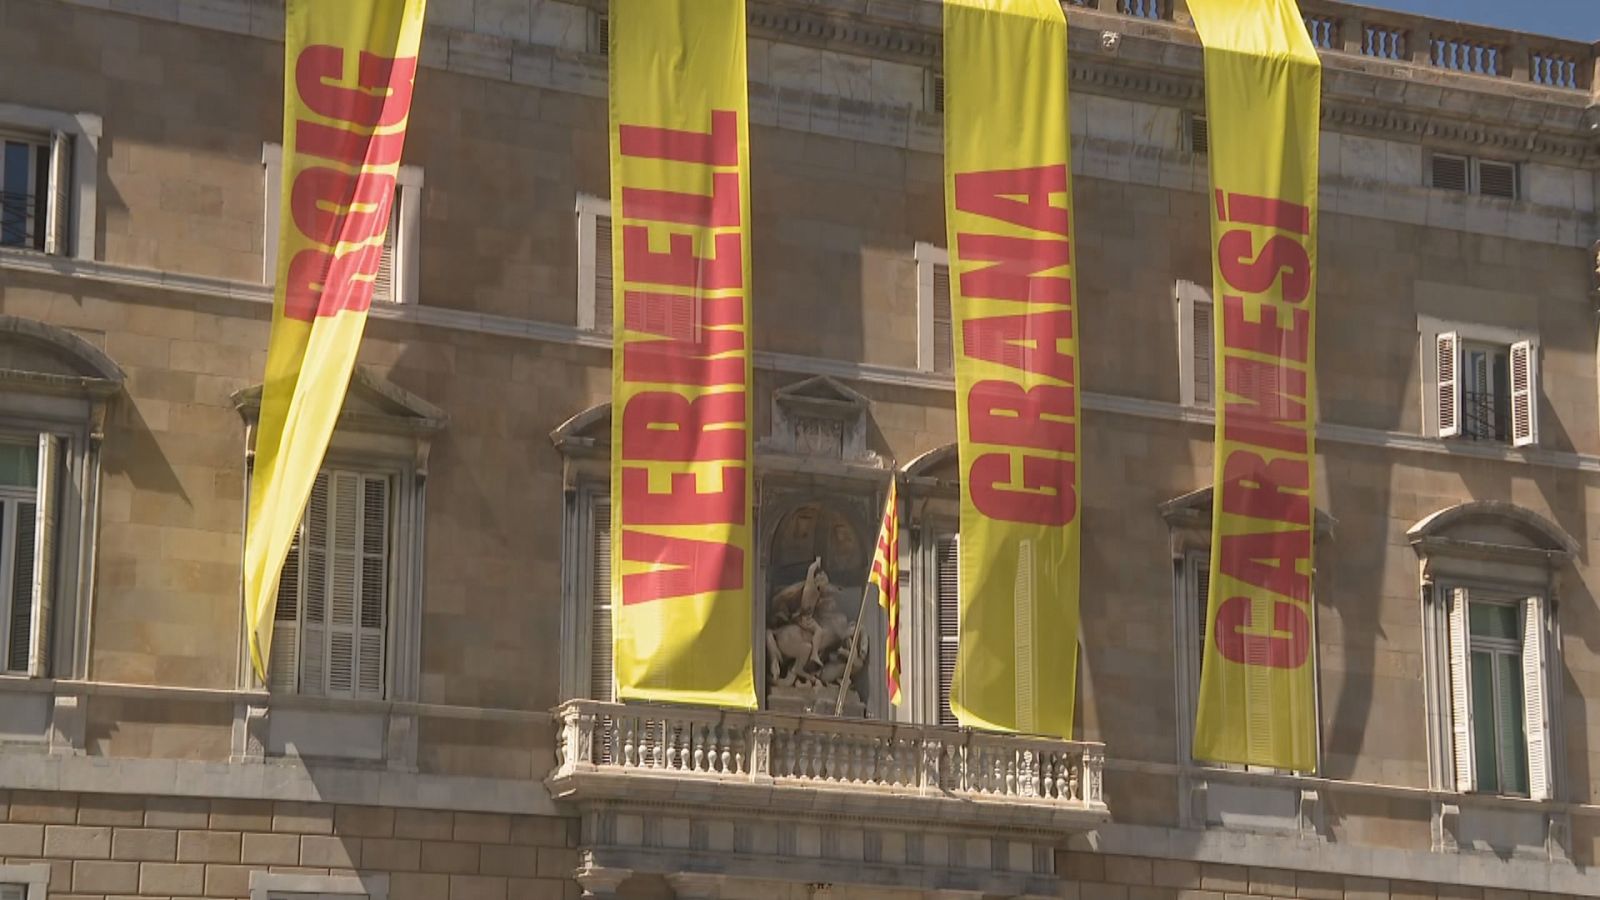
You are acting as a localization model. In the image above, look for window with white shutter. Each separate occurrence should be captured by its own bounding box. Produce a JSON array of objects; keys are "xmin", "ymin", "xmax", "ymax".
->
[
  {"xmin": 934, "ymin": 533, "xmax": 959, "ymax": 726},
  {"xmin": 916, "ymin": 243, "xmax": 952, "ymax": 374},
  {"xmin": 576, "ymin": 194, "xmax": 614, "ymax": 334},
  {"xmin": 269, "ymin": 469, "xmax": 391, "ymax": 699},
  {"xmin": 263, "ymin": 144, "xmax": 422, "ymax": 303},
  {"xmin": 1431, "ymin": 331, "xmax": 1537, "ymax": 446},
  {"xmin": 0, "ymin": 434, "xmax": 61, "ymax": 678},
  {"xmin": 1443, "ymin": 586, "xmax": 1552, "ymax": 798},
  {"xmin": 1176, "ymin": 281, "xmax": 1214, "ymax": 408},
  {"xmin": 588, "ymin": 495, "xmax": 614, "ymax": 702}
]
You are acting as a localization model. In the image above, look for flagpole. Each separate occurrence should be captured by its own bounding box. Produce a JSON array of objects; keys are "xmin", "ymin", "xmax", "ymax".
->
[{"xmin": 833, "ymin": 585, "xmax": 872, "ymax": 716}]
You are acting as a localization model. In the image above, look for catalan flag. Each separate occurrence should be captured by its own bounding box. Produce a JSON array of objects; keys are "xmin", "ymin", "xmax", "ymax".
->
[{"xmin": 869, "ymin": 479, "xmax": 902, "ymax": 706}]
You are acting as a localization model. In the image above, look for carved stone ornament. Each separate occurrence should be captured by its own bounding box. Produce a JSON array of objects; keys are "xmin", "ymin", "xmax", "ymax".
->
[{"xmin": 763, "ymin": 375, "xmax": 880, "ymax": 465}]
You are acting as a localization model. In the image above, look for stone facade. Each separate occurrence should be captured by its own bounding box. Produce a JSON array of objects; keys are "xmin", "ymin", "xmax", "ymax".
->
[{"xmin": 0, "ymin": 0, "xmax": 1597, "ymax": 897}]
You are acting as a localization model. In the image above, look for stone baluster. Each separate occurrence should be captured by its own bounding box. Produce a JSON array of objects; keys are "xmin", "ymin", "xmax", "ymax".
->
[
  {"xmin": 750, "ymin": 724, "xmax": 774, "ymax": 783},
  {"xmin": 920, "ymin": 736, "xmax": 944, "ymax": 795}
]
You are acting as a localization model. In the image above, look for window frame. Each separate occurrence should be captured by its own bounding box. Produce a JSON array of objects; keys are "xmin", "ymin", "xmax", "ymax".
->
[
  {"xmin": 0, "ymin": 864, "xmax": 48, "ymax": 900},
  {"xmin": 262, "ymin": 142, "xmax": 423, "ymax": 304},
  {"xmin": 576, "ymin": 193, "xmax": 613, "ymax": 334},
  {"xmin": 250, "ymin": 871, "xmax": 386, "ymax": 900},
  {"xmin": 1175, "ymin": 280, "xmax": 1214, "ymax": 409},
  {"xmin": 1423, "ymin": 322, "xmax": 1538, "ymax": 447},
  {"xmin": 561, "ymin": 480, "xmax": 614, "ymax": 702},
  {"xmin": 1427, "ymin": 150, "xmax": 1520, "ymax": 200},
  {"xmin": 914, "ymin": 242, "xmax": 951, "ymax": 375},
  {"xmin": 0, "ymin": 105, "xmax": 99, "ymax": 260}
]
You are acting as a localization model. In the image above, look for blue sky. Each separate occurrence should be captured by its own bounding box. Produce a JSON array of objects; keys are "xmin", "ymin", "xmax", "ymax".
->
[{"xmin": 1356, "ymin": 0, "xmax": 1600, "ymax": 41}]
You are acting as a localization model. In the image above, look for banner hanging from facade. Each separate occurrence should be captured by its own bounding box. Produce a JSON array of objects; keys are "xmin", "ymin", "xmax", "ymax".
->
[
  {"xmin": 1191, "ymin": 0, "xmax": 1322, "ymax": 772},
  {"xmin": 608, "ymin": 0, "xmax": 757, "ymax": 707},
  {"xmin": 245, "ymin": 0, "xmax": 427, "ymax": 683},
  {"xmin": 944, "ymin": 0, "xmax": 1081, "ymax": 739}
]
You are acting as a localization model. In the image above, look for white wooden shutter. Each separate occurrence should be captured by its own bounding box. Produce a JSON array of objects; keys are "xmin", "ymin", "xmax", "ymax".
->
[
  {"xmin": 1192, "ymin": 299, "xmax": 1214, "ymax": 407},
  {"xmin": 590, "ymin": 497, "xmax": 614, "ymax": 702},
  {"xmin": 1509, "ymin": 339, "xmax": 1538, "ymax": 448},
  {"xmin": 356, "ymin": 475, "xmax": 389, "ymax": 699},
  {"xmin": 268, "ymin": 520, "xmax": 303, "ymax": 693},
  {"xmin": 44, "ymin": 130, "xmax": 70, "ymax": 256},
  {"xmin": 932, "ymin": 263, "xmax": 953, "ymax": 374},
  {"xmin": 1436, "ymin": 332, "xmax": 1460, "ymax": 438},
  {"xmin": 6, "ymin": 502, "xmax": 36, "ymax": 673},
  {"xmin": 1448, "ymin": 587, "xmax": 1476, "ymax": 792},
  {"xmin": 935, "ymin": 533, "xmax": 960, "ymax": 726},
  {"xmin": 595, "ymin": 215, "xmax": 614, "ymax": 336},
  {"xmin": 1521, "ymin": 596, "xmax": 1551, "ymax": 801},
  {"xmin": 325, "ymin": 471, "xmax": 364, "ymax": 697},
  {"xmin": 301, "ymin": 473, "xmax": 331, "ymax": 695},
  {"xmin": 372, "ymin": 190, "xmax": 399, "ymax": 303},
  {"xmin": 26, "ymin": 433, "xmax": 59, "ymax": 677}
]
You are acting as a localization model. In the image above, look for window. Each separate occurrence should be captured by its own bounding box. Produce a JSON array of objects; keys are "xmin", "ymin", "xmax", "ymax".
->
[
  {"xmin": 0, "ymin": 435, "xmax": 60, "ymax": 677},
  {"xmin": 927, "ymin": 71, "xmax": 945, "ymax": 113},
  {"xmin": 1188, "ymin": 114, "xmax": 1209, "ymax": 155},
  {"xmin": 576, "ymin": 193, "xmax": 613, "ymax": 334},
  {"xmin": 0, "ymin": 885, "xmax": 21, "ymax": 900},
  {"xmin": 0, "ymin": 104, "xmax": 100, "ymax": 259},
  {"xmin": 250, "ymin": 871, "xmax": 385, "ymax": 900},
  {"xmin": 591, "ymin": 11, "xmax": 610, "ymax": 55},
  {"xmin": 1434, "ymin": 332, "xmax": 1537, "ymax": 446},
  {"xmin": 582, "ymin": 488, "xmax": 614, "ymax": 702},
  {"xmin": 1175, "ymin": 280, "xmax": 1213, "ymax": 408},
  {"xmin": 0, "ymin": 863, "xmax": 49, "ymax": 900},
  {"xmin": 933, "ymin": 532, "xmax": 959, "ymax": 726},
  {"xmin": 268, "ymin": 469, "xmax": 391, "ymax": 699},
  {"xmin": 263, "ymin": 143, "xmax": 422, "ymax": 303},
  {"xmin": 1442, "ymin": 587, "xmax": 1551, "ymax": 799},
  {"xmin": 915, "ymin": 243, "xmax": 952, "ymax": 375},
  {"xmin": 1429, "ymin": 152, "xmax": 1519, "ymax": 200}
]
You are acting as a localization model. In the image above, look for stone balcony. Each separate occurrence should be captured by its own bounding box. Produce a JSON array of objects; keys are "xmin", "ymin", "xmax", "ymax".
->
[{"xmin": 548, "ymin": 700, "xmax": 1109, "ymax": 896}]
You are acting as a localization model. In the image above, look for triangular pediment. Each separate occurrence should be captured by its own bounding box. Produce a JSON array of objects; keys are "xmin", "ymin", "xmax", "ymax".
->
[
  {"xmin": 232, "ymin": 366, "xmax": 447, "ymax": 435},
  {"xmin": 774, "ymin": 375, "xmax": 869, "ymax": 411}
]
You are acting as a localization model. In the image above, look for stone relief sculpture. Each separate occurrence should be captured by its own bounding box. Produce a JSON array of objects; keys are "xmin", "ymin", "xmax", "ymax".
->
[{"xmin": 765, "ymin": 557, "xmax": 869, "ymax": 712}]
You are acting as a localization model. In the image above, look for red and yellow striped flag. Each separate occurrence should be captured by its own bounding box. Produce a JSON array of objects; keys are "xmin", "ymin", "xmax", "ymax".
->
[{"xmin": 869, "ymin": 479, "xmax": 901, "ymax": 706}]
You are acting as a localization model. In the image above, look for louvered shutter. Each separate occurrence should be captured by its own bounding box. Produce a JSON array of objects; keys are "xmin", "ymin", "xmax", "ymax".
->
[
  {"xmin": 1448, "ymin": 587, "xmax": 1476, "ymax": 792},
  {"xmin": 269, "ymin": 519, "xmax": 303, "ymax": 693},
  {"xmin": 1190, "ymin": 115, "xmax": 1208, "ymax": 155},
  {"xmin": 595, "ymin": 215, "xmax": 614, "ymax": 335},
  {"xmin": 932, "ymin": 262, "xmax": 953, "ymax": 374},
  {"xmin": 1436, "ymin": 332, "xmax": 1460, "ymax": 438},
  {"xmin": 1193, "ymin": 299, "xmax": 1214, "ymax": 407},
  {"xmin": 6, "ymin": 502, "xmax": 34, "ymax": 673},
  {"xmin": 1431, "ymin": 154, "xmax": 1469, "ymax": 192},
  {"xmin": 590, "ymin": 497, "xmax": 614, "ymax": 702},
  {"xmin": 301, "ymin": 473, "xmax": 331, "ymax": 695},
  {"xmin": 1193, "ymin": 556, "xmax": 1210, "ymax": 672},
  {"xmin": 1521, "ymin": 596, "xmax": 1550, "ymax": 800},
  {"xmin": 1509, "ymin": 339, "xmax": 1537, "ymax": 448},
  {"xmin": 44, "ymin": 130, "xmax": 70, "ymax": 256},
  {"xmin": 935, "ymin": 533, "xmax": 960, "ymax": 726},
  {"xmin": 326, "ymin": 472, "xmax": 364, "ymax": 697},
  {"xmin": 357, "ymin": 475, "xmax": 389, "ymax": 698},
  {"xmin": 1477, "ymin": 161, "xmax": 1517, "ymax": 199},
  {"xmin": 26, "ymin": 433, "xmax": 59, "ymax": 677},
  {"xmin": 372, "ymin": 189, "xmax": 399, "ymax": 303}
]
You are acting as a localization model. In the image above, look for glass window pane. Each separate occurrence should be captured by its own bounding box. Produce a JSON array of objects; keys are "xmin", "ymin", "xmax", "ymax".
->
[
  {"xmin": 1497, "ymin": 652, "xmax": 1529, "ymax": 795},
  {"xmin": 1470, "ymin": 649, "xmax": 1499, "ymax": 792},
  {"xmin": 0, "ymin": 443, "xmax": 38, "ymax": 489},
  {"xmin": 1, "ymin": 141, "xmax": 30, "ymax": 247},
  {"xmin": 1469, "ymin": 602, "xmax": 1518, "ymax": 640}
]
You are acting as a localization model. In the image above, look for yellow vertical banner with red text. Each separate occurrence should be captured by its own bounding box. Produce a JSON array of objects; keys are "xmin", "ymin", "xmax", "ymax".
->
[
  {"xmin": 608, "ymin": 0, "xmax": 756, "ymax": 707},
  {"xmin": 1191, "ymin": 0, "xmax": 1322, "ymax": 772},
  {"xmin": 245, "ymin": 0, "xmax": 427, "ymax": 682},
  {"xmin": 944, "ymin": 0, "xmax": 1081, "ymax": 738}
]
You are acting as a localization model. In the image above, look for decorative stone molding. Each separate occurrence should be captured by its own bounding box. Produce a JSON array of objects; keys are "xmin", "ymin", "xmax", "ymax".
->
[
  {"xmin": 1298, "ymin": 788, "xmax": 1323, "ymax": 839},
  {"xmin": 230, "ymin": 702, "xmax": 269, "ymax": 764},
  {"xmin": 665, "ymin": 872, "xmax": 724, "ymax": 899},
  {"xmin": 1435, "ymin": 801, "xmax": 1462, "ymax": 852},
  {"xmin": 575, "ymin": 863, "xmax": 631, "ymax": 899},
  {"xmin": 763, "ymin": 375, "xmax": 879, "ymax": 465},
  {"xmin": 47, "ymin": 693, "xmax": 84, "ymax": 756}
]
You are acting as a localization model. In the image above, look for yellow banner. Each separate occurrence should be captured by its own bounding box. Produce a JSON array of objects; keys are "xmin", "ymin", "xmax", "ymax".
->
[
  {"xmin": 244, "ymin": 0, "xmax": 427, "ymax": 682},
  {"xmin": 1191, "ymin": 0, "xmax": 1322, "ymax": 772},
  {"xmin": 608, "ymin": 0, "xmax": 756, "ymax": 707},
  {"xmin": 944, "ymin": 0, "xmax": 1080, "ymax": 738}
]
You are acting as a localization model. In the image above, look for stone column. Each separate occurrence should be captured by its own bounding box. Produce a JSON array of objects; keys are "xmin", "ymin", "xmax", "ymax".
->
[{"xmin": 575, "ymin": 866, "xmax": 631, "ymax": 899}]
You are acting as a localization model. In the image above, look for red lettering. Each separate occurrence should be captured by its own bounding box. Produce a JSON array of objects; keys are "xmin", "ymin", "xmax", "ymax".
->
[
  {"xmin": 623, "ymin": 292, "xmax": 742, "ymax": 337},
  {"xmin": 622, "ymin": 172, "xmax": 740, "ymax": 228},
  {"xmin": 970, "ymin": 453, "xmax": 1076, "ymax": 525},
  {"xmin": 1222, "ymin": 357, "xmax": 1308, "ymax": 454},
  {"xmin": 1214, "ymin": 595, "xmax": 1311, "ymax": 667},
  {"xmin": 620, "ymin": 392, "xmax": 745, "ymax": 462},
  {"xmin": 969, "ymin": 381, "xmax": 1075, "ymax": 451},
  {"xmin": 295, "ymin": 45, "xmax": 417, "ymax": 129},
  {"xmin": 1221, "ymin": 294, "xmax": 1309, "ymax": 363},
  {"xmin": 290, "ymin": 167, "xmax": 395, "ymax": 248},
  {"xmin": 283, "ymin": 245, "xmax": 381, "ymax": 321},
  {"xmin": 621, "ymin": 466, "xmax": 744, "ymax": 526},
  {"xmin": 1221, "ymin": 451, "xmax": 1310, "ymax": 527},
  {"xmin": 1218, "ymin": 229, "xmax": 1311, "ymax": 303},
  {"xmin": 1218, "ymin": 530, "xmax": 1311, "ymax": 602},
  {"xmin": 962, "ymin": 311, "xmax": 1075, "ymax": 383},
  {"xmin": 619, "ymin": 110, "xmax": 739, "ymax": 166},
  {"xmin": 622, "ymin": 226, "xmax": 741, "ymax": 290},
  {"xmin": 1216, "ymin": 190, "xmax": 1310, "ymax": 236},
  {"xmin": 955, "ymin": 234, "xmax": 1072, "ymax": 304},
  {"xmin": 954, "ymin": 165, "xmax": 1070, "ymax": 236},
  {"xmin": 620, "ymin": 530, "xmax": 743, "ymax": 605},
  {"xmin": 296, "ymin": 120, "xmax": 407, "ymax": 167}
]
